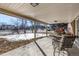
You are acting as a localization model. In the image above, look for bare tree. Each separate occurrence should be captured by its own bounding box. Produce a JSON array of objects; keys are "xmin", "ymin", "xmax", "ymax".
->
[
  {"xmin": 12, "ymin": 18, "xmax": 20, "ymax": 34},
  {"xmin": 20, "ymin": 19, "xmax": 27, "ymax": 33}
]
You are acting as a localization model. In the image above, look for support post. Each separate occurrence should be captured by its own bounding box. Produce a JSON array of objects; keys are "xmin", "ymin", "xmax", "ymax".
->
[
  {"xmin": 46, "ymin": 25, "xmax": 48, "ymax": 36},
  {"xmin": 34, "ymin": 21, "xmax": 36, "ymax": 38}
]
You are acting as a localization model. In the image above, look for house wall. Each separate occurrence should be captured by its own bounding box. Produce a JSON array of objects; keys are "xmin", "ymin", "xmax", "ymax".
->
[
  {"xmin": 73, "ymin": 17, "xmax": 79, "ymax": 48},
  {"xmin": 71, "ymin": 20, "xmax": 75, "ymax": 35}
]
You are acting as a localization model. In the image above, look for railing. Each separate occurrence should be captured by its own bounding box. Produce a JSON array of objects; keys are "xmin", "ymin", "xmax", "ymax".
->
[{"xmin": 50, "ymin": 35, "xmax": 77, "ymax": 56}]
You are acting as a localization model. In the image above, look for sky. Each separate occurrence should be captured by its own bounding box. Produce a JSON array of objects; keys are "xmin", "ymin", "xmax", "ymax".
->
[{"xmin": 0, "ymin": 14, "xmax": 32, "ymax": 26}]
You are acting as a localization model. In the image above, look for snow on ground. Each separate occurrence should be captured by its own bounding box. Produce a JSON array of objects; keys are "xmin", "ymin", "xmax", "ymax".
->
[
  {"xmin": 0, "ymin": 30, "xmax": 12, "ymax": 35},
  {"xmin": 0, "ymin": 33, "xmax": 46, "ymax": 42}
]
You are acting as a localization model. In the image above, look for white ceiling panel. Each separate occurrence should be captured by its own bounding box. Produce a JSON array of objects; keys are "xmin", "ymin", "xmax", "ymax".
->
[{"xmin": 0, "ymin": 3, "xmax": 79, "ymax": 24}]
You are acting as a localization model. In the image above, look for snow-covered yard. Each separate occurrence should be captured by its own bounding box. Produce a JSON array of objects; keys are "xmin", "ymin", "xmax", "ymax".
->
[
  {"xmin": 0, "ymin": 30, "xmax": 47, "ymax": 41},
  {"xmin": 0, "ymin": 33, "xmax": 46, "ymax": 42}
]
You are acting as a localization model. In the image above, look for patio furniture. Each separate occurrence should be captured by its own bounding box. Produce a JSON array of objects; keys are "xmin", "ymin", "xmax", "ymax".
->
[{"xmin": 51, "ymin": 35, "xmax": 76, "ymax": 56}]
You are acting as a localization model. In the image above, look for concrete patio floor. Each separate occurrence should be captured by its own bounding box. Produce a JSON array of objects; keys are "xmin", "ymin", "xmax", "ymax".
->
[{"xmin": 0, "ymin": 37, "xmax": 68, "ymax": 56}]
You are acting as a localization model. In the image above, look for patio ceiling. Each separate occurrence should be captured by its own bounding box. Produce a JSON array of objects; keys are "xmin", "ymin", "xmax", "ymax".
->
[{"xmin": 0, "ymin": 3, "xmax": 79, "ymax": 24}]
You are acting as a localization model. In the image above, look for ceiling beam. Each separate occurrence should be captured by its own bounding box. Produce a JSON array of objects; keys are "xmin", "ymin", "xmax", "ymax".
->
[{"xmin": 0, "ymin": 8, "xmax": 48, "ymax": 25}]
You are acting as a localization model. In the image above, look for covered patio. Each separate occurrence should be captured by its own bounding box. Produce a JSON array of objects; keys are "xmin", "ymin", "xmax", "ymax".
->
[{"xmin": 0, "ymin": 3, "xmax": 79, "ymax": 56}]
